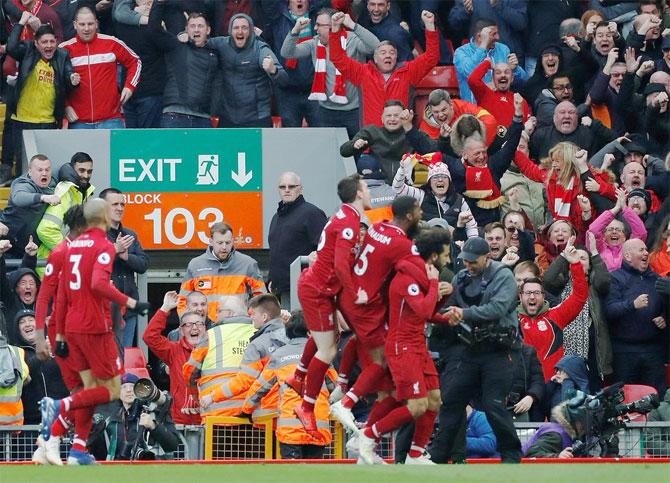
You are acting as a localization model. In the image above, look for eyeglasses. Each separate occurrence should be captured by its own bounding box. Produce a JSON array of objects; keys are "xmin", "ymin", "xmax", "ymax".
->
[
  {"xmin": 552, "ymin": 84, "xmax": 572, "ymax": 91},
  {"xmin": 430, "ymin": 175, "xmax": 449, "ymax": 180},
  {"xmin": 180, "ymin": 322, "xmax": 205, "ymax": 329},
  {"xmin": 278, "ymin": 184, "xmax": 300, "ymax": 190},
  {"xmin": 522, "ymin": 290, "xmax": 543, "ymax": 296},
  {"xmin": 605, "ymin": 226, "xmax": 624, "ymax": 233}
]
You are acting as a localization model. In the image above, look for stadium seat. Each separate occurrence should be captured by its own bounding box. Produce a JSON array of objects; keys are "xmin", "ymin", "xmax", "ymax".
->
[
  {"xmin": 622, "ymin": 384, "xmax": 657, "ymax": 422},
  {"xmin": 125, "ymin": 367, "xmax": 150, "ymax": 379},
  {"xmin": 415, "ymin": 65, "xmax": 459, "ymax": 96},
  {"xmin": 124, "ymin": 347, "xmax": 148, "ymax": 369}
]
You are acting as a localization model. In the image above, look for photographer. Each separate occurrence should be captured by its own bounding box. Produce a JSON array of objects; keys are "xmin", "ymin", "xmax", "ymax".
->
[
  {"xmin": 431, "ymin": 237, "xmax": 523, "ymax": 463},
  {"xmin": 89, "ymin": 373, "xmax": 179, "ymax": 461}
]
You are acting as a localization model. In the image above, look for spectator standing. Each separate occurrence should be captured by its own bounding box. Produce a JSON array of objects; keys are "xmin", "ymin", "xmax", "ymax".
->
[
  {"xmin": 0, "ymin": 154, "xmax": 57, "ymax": 259},
  {"xmin": 329, "ymin": 10, "xmax": 439, "ymax": 127},
  {"xmin": 1, "ymin": 20, "xmax": 77, "ymax": 185},
  {"xmin": 453, "ymin": 20, "xmax": 527, "ymax": 104},
  {"xmin": 208, "ymin": 13, "xmax": 288, "ymax": 128},
  {"xmin": 100, "ymin": 188, "xmax": 148, "ymax": 347},
  {"xmin": 357, "ymin": 0, "xmax": 412, "ymax": 63},
  {"xmin": 147, "ymin": 3, "xmax": 218, "ymax": 128},
  {"xmin": 0, "ymin": 333, "xmax": 30, "ymax": 426},
  {"xmin": 143, "ymin": 291, "xmax": 206, "ymax": 425},
  {"xmin": 605, "ymin": 238, "xmax": 668, "ymax": 395},
  {"xmin": 59, "ymin": 5, "xmax": 141, "ymax": 128},
  {"xmin": 178, "ymin": 222, "xmax": 266, "ymax": 322},
  {"xmin": 280, "ymin": 9, "xmax": 380, "ymax": 139},
  {"xmin": 507, "ymin": 343, "xmax": 545, "ymax": 422},
  {"xmin": 268, "ymin": 172, "xmax": 327, "ymax": 308},
  {"xmin": 36, "ymin": 152, "xmax": 94, "ymax": 269}
]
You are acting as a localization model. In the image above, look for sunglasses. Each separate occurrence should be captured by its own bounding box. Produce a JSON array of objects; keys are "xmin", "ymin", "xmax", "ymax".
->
[{"xmin": 278, "ymin": 184, "xmax": 300, "ymax": 190}]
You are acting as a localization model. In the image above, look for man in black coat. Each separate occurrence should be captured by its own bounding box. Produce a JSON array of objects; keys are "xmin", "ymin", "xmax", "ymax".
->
[{"xmin": 268, "ymin": 172, "xmax": 327, "ymax": 308}]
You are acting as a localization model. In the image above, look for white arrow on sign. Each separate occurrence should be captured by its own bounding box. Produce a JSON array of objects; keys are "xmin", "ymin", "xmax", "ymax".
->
[{"xmin": 231, "ymin": 152, "xmax": 253, "ymax": 187}]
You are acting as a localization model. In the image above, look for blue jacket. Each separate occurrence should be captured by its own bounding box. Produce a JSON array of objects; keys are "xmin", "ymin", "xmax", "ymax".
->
[
  {"xmin": 448, "ymin": 0, "xmax": 527, "ymax": 59},
  {"xmin": 453, "ymin": 40, "xmax": 527, "ymax": 103},
  {"xmin": 546, "ymin": 354, "xmax": 591, "ymax": 410},
  {"xmin": 358, "ymin": 12, "xmax": 413, "ymax": 63},
  {"xmin": 605, "ymin": 263, "xmax": 667, "ymax": 348},
  {"xmin": 466, "ymin": 410, "xmax": 498, "ymax": 458}
]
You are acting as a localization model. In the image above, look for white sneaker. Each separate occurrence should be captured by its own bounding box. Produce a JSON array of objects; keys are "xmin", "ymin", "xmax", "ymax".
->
[
  {"xmin": 405, "ymin": 453, "xmax": 436, "ymax": 465},
  {"xmin": 329, "ymin": 385, "xmax": 346, "ymax": 404},
  {"xmin": 373, "ymin": 453, "xmax": 388, "ymax": 464},
  {"xmin": 345, "ymin": 434, "xmax": 360, "ymax": 458},
  {"xmin": 357, "ymin": 433, "xmax": 377, "ymax": 465},
  {"xmin": 45, "ymin": 436, "xmax": 63, "ymax": 466},
  {"xmin": 32, "ymin": 437, "xmax": 48, "ymax": 465},
  {"xmin": 330, "ymin": 400, "xmax": 359, "ymax": 434}
]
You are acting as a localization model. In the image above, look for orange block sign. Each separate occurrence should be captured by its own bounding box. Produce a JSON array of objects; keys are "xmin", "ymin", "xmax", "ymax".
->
[{"xmin": 122, "ymin": 192, "xmax": 263, "ymax": 250}]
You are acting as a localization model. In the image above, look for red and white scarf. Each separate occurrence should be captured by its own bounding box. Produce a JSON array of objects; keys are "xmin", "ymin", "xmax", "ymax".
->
[
  {"xmin": 547, "ymin": 174, "xmax": 578, "ymax": 219},
  {"xmin": 309, "ymin": 30, "xmax": 348, "ymax": 104}
]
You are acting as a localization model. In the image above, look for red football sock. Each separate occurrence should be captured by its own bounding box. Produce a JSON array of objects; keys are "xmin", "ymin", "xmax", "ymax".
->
[
  {"xmin": 337, "ymin": 336, "xmax": 358, "ymax": 384},
  {"xmin": 71, "ymin": 407, "xmax": 95, "ymax": 452},
  {"xmin": 364, "ymin": 406, "xmax": 413, "ymax": 440},
  {"xmin": 296, "ymin": 337, "xmax": 317, "ymax": 380},
  {"xmin": 301, "ymin": 356, "xmax": 330, "ymax": 411},
  {"xmin": 50, "ymin": 410, "xmax": 73, "ymax": 438},
  {"xmin": 408, "ymin": 410, "xmax": 438, "ymax": 458},
  {"xmin": 367, "ymin": 396, "xmax": 401, "ymax": 427},
  {"xmin": 65, "ymin": 386, "xmax": 111, "ymax": 411},
  {"xmin": 342, "ymin": 363, "xmax": 385, "ymax": 409}
]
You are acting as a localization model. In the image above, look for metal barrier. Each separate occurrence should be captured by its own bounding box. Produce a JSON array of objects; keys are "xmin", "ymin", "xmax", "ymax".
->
[{"xmin": 2, "ymin": 422, "xmax": 669, "ymax": 461}]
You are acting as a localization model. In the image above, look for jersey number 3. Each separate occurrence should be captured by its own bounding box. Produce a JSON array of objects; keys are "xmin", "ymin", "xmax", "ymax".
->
[{"xmin": 69, "ymin": 254, "xmax": 83, "ymax": 290}]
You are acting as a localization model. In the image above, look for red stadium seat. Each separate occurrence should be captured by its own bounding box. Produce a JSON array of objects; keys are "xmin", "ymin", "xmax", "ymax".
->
[
  {"xmin": 125, "ymin": 367, "xmax": 150, "ymax": 379},
  {"xmin": 622, "ymin": 384, "xmax": 657, "ymax": 422},
  {"xmin": 415, "ymin": 65, "xmax": 459, "ymax": 96},
  {"xmin": 124, "ymin": 347, "xmax": 148, "ymax": 369}
]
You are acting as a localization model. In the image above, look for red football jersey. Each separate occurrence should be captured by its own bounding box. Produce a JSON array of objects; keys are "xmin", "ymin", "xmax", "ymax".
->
[
  {"xmin": 349, "ymin": 221, "xmax": 420, "ymax": 304},
  {"xmin": 55, "ymin": 227, "xmax": 129, "ymax": 334},
  {"xmin": 386, "ymin": 271, "xmax": 439, "ymax": 353},
  {"xmin": 34, "ymin": 237, "xmax": 71, "ymax": 341},
  {"xmin": 301, "ymin": 204, "xmax": 361, "ymax": 295}
]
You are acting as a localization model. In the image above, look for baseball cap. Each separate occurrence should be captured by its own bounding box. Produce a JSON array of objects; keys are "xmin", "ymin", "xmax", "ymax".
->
[
  {"xmin": 426, "ymin": 217, "xmax": 451, "ymax": 230},
  {"xmin": 357, "ymin": 154, "xmax": 385, "ymax": 180},
  {"xmin": 457, "ymin": 236, "xmax": 490, "ymax": 262},
  {"xmin": 627, "ymin": 188, "xmax": 651, "ymax": 207},
  {"xmin": 427, "ymin": 162, "xmax": 451, "ymax": 182},
  {"xmin": 121, "ymin": 373, "xmax": 140, "ymax": 385}
]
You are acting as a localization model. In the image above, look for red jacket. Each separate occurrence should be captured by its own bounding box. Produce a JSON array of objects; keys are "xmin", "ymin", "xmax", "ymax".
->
[
  {"xmin": 59, "ymin": 33, "xmax": 141, "ymax": 123},
  {"xmin": 467, "ymin": 59, "xmax": 530, "ymax": 127},
  {"xmin": 142, "ymin": 310, "xmax": 201, "ymax": 425},
  {"xmin": 329, "ymin": 29, "xmax": 440, "ymax": 127},
  {"xmin": 519, "ymin": 262, "xmax": 589, "ymax": 381}
]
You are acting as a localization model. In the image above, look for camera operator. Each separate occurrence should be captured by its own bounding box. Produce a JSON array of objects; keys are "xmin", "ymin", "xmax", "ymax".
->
[
  {"xmin": 89, "ymin": 373, "xmax": 179, "ymax": 461},
  {"xmin": 432, "ymin": 236, "xmax": 523, "ymax": 463}
]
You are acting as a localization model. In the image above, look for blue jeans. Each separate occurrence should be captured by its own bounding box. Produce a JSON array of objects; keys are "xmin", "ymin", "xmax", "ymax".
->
[
  {"xmin": 317, "ymin": 106, "xmax": 360, "ymax": 140},
  {"xmin": 70, "ymin": 118, "xmax": 125, "ymax": 129},
  {"xmin": 276, "ymin": 87, "xmax": 320, "ymax": 127},
  {"xmin": 160, "ymin": 112, "xmax": 211, "ymax": 128},
  {"xmin": 124, "ymin": 95, "xmax": 163, "ymax": 128},
  {"xmin": 122, "ymin": 314, "xmax": 137, "ymax": 348}
]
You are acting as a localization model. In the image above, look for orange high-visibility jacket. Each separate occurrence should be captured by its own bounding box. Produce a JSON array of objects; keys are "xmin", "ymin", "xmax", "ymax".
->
[
  {"xmin": 0, "ymin": 344, "xmax": 29, "ymax": 426},
  {"xmin": 243, "ymin": 337, "xmax": 335, "ymax": 445}
]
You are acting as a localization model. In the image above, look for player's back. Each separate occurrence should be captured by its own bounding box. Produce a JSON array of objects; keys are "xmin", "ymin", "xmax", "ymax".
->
[
  {"xmin": 386, "ymin": 272, "xmax": 429, "ymax": 352},
  {"xmin": 61, "ymin": 227, "xmax": 117, "ymax": 334},
  {"xmin": 303, "ymin": 204, "xmax": 359, "ymax": 295},
  {"xmin": 352, "ymin": 222, "xmax": 417, "ymax": 304}
]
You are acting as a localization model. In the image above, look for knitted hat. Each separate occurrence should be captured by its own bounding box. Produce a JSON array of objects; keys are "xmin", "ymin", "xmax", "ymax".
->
[
  {"xmin": 427, "ymin": 162, "xmax": 451, "ymax": 181},
  {"xmin": 627, "ymin": 188, "xmax": 651, "ymax": 208},
  {"xmin": 644, "ymin": 83, "xmax": 666, "ymax": 96}
]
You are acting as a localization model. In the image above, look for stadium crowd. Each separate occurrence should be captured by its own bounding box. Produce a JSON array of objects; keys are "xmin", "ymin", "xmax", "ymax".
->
[{"xmin": 0, "ymin": 0, "xmax": 669, "ymax": 465}]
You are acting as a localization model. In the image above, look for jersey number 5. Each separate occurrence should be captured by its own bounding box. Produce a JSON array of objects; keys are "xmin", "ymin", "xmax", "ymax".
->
[
  {"xmin": 354, "ymin": 244, "xmax": 375, "ymax": 276},
  {"xmin": 69, "ymin": 254, "xmax": 83, "ymax": 290}
]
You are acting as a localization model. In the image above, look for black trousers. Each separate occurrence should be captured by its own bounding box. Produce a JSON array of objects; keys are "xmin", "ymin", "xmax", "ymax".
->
[
  {"xmin": 430, "ymin": 347, "xmax": 522, "ymax": 463},
  {"xmin": 279, "ymin": 443, "xmax": 325, "ymax": 460}
]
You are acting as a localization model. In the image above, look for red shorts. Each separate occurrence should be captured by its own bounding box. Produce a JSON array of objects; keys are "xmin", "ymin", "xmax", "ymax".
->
[
  {"xmin": 298, "ymin": 277, "xmax": 336, "ymax": 332},
  {"xmin": 386, "ymin": 350, "xmax": 439, "ymax": 400},
  {"xmin": 66, "ymin": 332, "xmax": 123, "ymax": 380},
  {"xmin": 339, "ymin": 293, "xmax": 387, "ymax": 348},
  {"xmin": 47, "ymin": 324, "xmax": 81, "ymax": 391}
]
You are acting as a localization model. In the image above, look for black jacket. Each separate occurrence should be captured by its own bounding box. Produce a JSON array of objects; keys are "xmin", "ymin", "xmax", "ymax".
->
[
  {"xmin": 268, "ymin": 195, "xmax": 326, "ymax": 293},
  {"xmin": 509, "ymin": 344, "xmax": 545, "ymax": 421},
  {"xmin": 529, "ymin": 121, "xmax": 616, "ymax": 161},
  {"xmin": 525, "ymin": 0, "xmax": 582, "ymax": 58},
  {"xmin": 148, "ymin": 0, "xmax": 219, "ymax": 115},
  {"xmin": 4, "ymin": 267, "xmax": 39, "ymax": 344},
  {"xmin": 6, "ymin": 23, "xmax": 76, "ymax": 126},
  {"xmin": 107, "ymin": 224, "xmax": 149, "ymax": 306}
]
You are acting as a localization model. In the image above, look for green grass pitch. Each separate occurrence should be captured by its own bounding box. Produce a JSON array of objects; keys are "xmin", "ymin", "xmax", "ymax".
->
[{"xmin": 1, "ymin": 463, "xmax": 668, "ymax": 483}]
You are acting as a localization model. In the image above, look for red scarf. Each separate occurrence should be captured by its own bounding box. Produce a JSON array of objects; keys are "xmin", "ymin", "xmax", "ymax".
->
[
  {"xmin": 286, "ymin": 35, "xmax": 311, "ymax": 69},
  {"xmin": 308, "ymin": 30, "xmax": 348, "ymax": 104},
  {"xmin": 546, "ymin": 173, "xmax": 579, "ymax": 220},
  {"xmin": 19, "ymin": 0, "xmax": 43, "ymax": 41},
  {"xmin": 463, "ymin": 162, "xmax": 504, "ymax": 209}
]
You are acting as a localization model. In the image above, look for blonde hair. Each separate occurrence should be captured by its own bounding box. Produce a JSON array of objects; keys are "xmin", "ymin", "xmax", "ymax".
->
[{"xmin": 540, "ymin": 142, "xmax": 580, "ymax": 187}]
